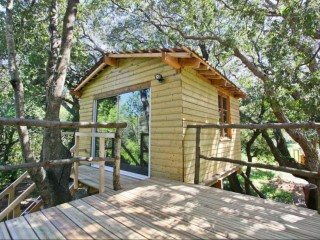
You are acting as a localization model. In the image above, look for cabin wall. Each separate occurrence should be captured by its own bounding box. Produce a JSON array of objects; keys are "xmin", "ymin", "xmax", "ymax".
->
[
  {"xmin": 181, "ymin": 68, "xmax": 241, "ymax": 183},
  {"xmin": 78, "ymin": 58, "xmax": 183, "ymax": 180}
]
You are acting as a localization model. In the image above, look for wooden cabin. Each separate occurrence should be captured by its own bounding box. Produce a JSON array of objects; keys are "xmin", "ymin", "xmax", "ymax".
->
[{"xmin": 71, "ymin": 47, "xmax": 247, "ymax": 186}]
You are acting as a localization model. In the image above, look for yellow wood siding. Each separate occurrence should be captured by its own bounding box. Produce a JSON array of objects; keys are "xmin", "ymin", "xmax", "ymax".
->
[
  {"xmin": 78, "ymin": 58, "xmax": 241, "ymax": 183},
  {"xmin": 78, "ymin": 58, "xmax": 183, "ymax": 180},
  {"xmin": 181, "ymin": 68, "xmax": 241, "ymax": 183}
]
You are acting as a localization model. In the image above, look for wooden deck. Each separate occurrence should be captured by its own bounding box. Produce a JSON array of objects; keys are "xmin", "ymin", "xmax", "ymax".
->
[{"xmin": 1, "ymin": 166, "xmax": 320, "ymax": 239}]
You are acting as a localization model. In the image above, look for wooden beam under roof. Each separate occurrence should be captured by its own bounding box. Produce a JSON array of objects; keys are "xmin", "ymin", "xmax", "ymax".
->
[
  {"xmin": 179, "ymin": 58, "xmax": 201, "ymax": 68},
  {"xmin": 108, "ymin": 52, "xmax": 192, "ymax": 58},
  {"xmin": 211, "ymin": 78, "xmax": 227, "ymax": 85},
  {"xmin": 74, "ymin": 62, "xmax": 107, "ymax": 91},
  {"xmin": 162, "ymin": 52, "xmax": 181, "ymax": 69},
  {"xmin": 198, "ymin": 70, "xmax": 220, "ymax": 76},
  {"xmin": 194, "ymin": 64, "xmax": 210, "ymax": 70},
  {"xmin": 103, "ymin": 56, "xmax": 118, "ymax": 67},
  {"xmin": 69, "ymin": 89, "xmax": 82, "ymax": 98}
]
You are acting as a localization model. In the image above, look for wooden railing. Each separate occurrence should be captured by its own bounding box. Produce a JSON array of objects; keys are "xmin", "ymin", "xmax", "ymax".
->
[
  {"xmin": 71, "ymin": 131, "xmax": 122, "ymax": 193},
  {"xmin": 0, "ymin": 172, "xmax": 36, "ymax": 221},
  {"xmin": 0, "ymin": 117, "xmax": 126, "ymax": 221},
  {"xmin": 188, "ymin": 122, "xmax": 320, "ymax": 212}
]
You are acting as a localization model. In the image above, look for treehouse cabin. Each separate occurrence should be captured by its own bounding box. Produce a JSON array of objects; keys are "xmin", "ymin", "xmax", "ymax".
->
[{"xmin": 71, "ymin": 47, "xmax": 247, "ymax": 185}]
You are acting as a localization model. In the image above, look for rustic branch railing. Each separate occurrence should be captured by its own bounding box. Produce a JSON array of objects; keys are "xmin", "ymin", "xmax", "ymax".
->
[
  {"xmin": 0, "ymin": 117, "xmax": 126, "ymax": 221},
  {"xmin": 0, "ymin": 117, "xmax": 127, "ymax": 129},
  {"xmin": 188, "ymin": 122, "xmax": 320, "ymax": 212}
]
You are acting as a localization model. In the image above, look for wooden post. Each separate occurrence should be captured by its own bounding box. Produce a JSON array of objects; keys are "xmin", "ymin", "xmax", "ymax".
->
[
  {"xmin": 113, "ymin": 130, "xmax": 121, "ymax": 190},
  {"xmin": 13, "ymin": 204, "xmax": 21, "ymax": 218},
  {"xmin": 194, "ymin": 127, "xmax": 201, "ymax": 184},
  {"xmin": 317, "ymin": 179, "xmax": 320, "ymax": 214},
  {"xmin": 73, "ymin": 135, "xmax": 80, "ymax": 190},
  {"xmin": 7, "ymin": 188, "xmax": 14, "ymax": 220},
  {"xmin": 99, "ymin": 137, "xmax": 106, "ymax": 193}
]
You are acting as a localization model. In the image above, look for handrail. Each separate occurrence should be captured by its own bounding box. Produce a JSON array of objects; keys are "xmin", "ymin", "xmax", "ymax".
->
[
  {"xmin": 0, "ymin": 183, "xmax": 36, "ymax": 221},
  {"xmin": 0, "ymin": 157, "xmax": 114, "ymax": 171},
  {"xmin": 0, "ymin": 119, "xmax": 124, "ymax": 220},
  {"xmin": 0, "ymin": 172, "xmax": 29, "ymax": 200},
  {"xmin": 72, "ymin": 130, "xmax": 121, "ymax": 193},
  {"xmin": 0, "ymin": 117, "xmax": 127, "ymax": 129},
  {"xmin": 0, "ymin": 171, "xmax": 30, "ymax": 221},
  {"xmin": 190, "ymin": 123, "xmax": 320, "ymax": 213},
  {"xmin": 190, "ymin": 123, "xmax": 320, "ymax": 184},
  {"xmin": 187, "ymin": 122, "xmax": 320, "ymax": 129}
]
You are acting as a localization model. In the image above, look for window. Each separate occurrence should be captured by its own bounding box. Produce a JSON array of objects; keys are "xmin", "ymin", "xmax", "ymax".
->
[{"xmin": 218, "ymin": 93, "xmax": 231, "ymax": 138}]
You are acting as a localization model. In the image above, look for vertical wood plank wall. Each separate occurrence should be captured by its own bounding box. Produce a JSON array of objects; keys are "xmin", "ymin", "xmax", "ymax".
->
[
  {"xmin": 181, "ymin": 68, "xmax": 241, "ymax": 183},
  {"xmin": 78, "ymin": 58, "xmax": 183, "ymax": 180}
]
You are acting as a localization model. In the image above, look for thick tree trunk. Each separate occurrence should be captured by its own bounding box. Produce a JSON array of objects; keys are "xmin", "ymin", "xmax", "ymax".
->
[
  {"xmin": 5, "ymin": 0, "xmax": 79, "ymax": 208},
  {"xmin": 5, "ymin": 0, "xmax": 55, "ymax": 203},
  {"xmin": 227, "ymin": 172, "xmax": 244, "ymax": 194},
  {"xmin": 41, "ymin": 0, "xmax": 79, "ymax": 207}
]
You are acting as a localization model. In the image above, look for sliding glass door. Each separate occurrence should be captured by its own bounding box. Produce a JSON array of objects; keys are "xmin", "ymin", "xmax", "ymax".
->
[{"xmin": 93, "ymin": 89, "xmax": 150, "ymax": 177}]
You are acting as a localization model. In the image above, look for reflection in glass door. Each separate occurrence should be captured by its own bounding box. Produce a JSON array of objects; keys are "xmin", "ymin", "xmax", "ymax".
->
[{"xmin": 94, "ymin": 89, "xmax": 150, "ymax": 176}]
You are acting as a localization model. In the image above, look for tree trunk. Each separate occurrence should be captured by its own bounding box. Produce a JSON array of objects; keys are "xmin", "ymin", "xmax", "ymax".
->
[
  {"xmin": 303, "ymin": 184, "xmax": 318, "ymax": 210},
  {"xmin": 5, "ymin": 0, "xmax": 57, "ymax": 204},
  {"xmin": 5, "ymin": 0, "xmax": 79, "ymax": 208},
  {"xmin": 41, "ymin": 0, "xmax": 79, "ymax": 207},
  {"xmin": 245, "ymin": 130, "xmax": 261, "ymax": 194},
  {"xmin": 139, "ymin": 89, "xmax": 149, "ymax": 131},
  {"xmin": 233, "ymin": 47, "xmax": 319, "ymax": 172},
  {"xmin": 227, "ymin": 172, "xmax": 244, "ymax": 194}
]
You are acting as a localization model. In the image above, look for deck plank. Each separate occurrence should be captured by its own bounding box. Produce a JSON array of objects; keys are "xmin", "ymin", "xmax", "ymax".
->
[
  {"xmin": 5, "ymin": 217, "xmax": 38, "ymax": 240},
  {"xmin": 82, "ymin": 196, "xmax": 176, "ymax": 239},
  {"xmin": 138, "ymin": 178, "xmax": 320, "ymax": 237},
  {"xmin": 145, "ymin": 177, "xmax": 320, "ymax": 232},
  {"xmin": 70, "ymin": 199, "xmax": 146, "ymax": 239},
  {"xmin": 56, "ymin": 202, "xmax": 119, "ymax": 239},
  {"xmin": 0, "ymin": 222, "xmax": 11, "ymax": 240},
  {"xmin": 149, "ymin": 177, "xmax": 318, "ymax": 217},
  {"xmin": 42, "ymin": 207, "xmax": 92, "ymax": 239},
  {"xmin": 101, "ymin": 185, "xmax": 310, "ymax": 239},
  {"xmin": 24, "ymin": 211, "xmax": 65, "ymax": 240},
  {"xmin": 100, "ymin": 191, "xmax": 286, "ymax": 239},
  {"xmin": 2, "ymin": 167, "xmax": 320, "ymax": 240},
  {"xmin": 71, "ymin": 165, "xmax": 141, "ymax": 191},
  {"xmin": 94, "ymin": 193, "xmax": 228, "ymax": 239}
]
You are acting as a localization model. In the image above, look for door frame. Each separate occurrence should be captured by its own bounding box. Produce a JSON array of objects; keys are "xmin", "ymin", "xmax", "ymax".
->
[{"xmin": 91, "ymin": 88, "xmax": 151, "ymax": 180}]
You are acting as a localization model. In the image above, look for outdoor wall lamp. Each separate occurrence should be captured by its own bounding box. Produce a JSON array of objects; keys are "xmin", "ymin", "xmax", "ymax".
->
[{"xmin": 155, "ymin": 73, "xmax": 164, "ymax": 82}]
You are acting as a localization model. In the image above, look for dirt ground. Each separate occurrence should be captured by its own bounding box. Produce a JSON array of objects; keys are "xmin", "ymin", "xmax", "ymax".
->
[{"xmin": 268, "ymin": 177, "xmax": 307, "ymax": 207}]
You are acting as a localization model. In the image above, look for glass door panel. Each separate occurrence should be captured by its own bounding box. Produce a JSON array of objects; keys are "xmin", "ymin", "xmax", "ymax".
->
[{"xmin": 94, "ymin": 89, "xmax": 150, "ymax": 176}]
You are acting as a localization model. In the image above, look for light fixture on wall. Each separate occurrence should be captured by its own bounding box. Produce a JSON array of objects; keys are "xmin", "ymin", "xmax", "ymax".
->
[{"xmin": 155, "ymin": 73, "xmax": 164, "ymax": 82}]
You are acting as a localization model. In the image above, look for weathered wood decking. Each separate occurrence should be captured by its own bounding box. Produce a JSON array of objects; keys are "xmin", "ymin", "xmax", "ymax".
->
[{"xmin": 1, "ymin": 166, "xmax": 320, "ymax": 239}]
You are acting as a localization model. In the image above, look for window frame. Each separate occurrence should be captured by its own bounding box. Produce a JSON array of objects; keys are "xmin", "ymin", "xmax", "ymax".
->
[{"xmin": 218, "ymin": 92, "xmax": 231, "ymax": 139}]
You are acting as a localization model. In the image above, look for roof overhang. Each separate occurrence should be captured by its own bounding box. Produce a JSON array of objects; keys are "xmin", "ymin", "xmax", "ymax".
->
[{"xmin": 72, "ymin": 47, "xmax": 247, "ymax": 99}]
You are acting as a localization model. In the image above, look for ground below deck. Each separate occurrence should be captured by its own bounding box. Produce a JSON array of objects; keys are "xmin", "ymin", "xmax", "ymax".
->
[{"xmin": 1, "ymin": 167, "xmax": 320, "ymax": 239}]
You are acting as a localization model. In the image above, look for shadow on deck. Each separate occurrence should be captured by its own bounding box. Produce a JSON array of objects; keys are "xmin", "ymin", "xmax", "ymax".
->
[{"xmin": 1, "ymin": 166, "xmax": 320, "ymax": 239}]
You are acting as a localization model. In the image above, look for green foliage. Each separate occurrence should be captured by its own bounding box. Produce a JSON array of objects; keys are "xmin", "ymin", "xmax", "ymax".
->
[
  {"xmin": 224, "ymin": 169, "xmax": 293, "ymax": 204},
  {"xmin": 249, "ymin": 169, "xmax": 276, "ymax": 181},
  {"xmin": 260, "ymin": 184, "xmax": 293, "ymax": 204},
  {"xmin": 0, "ymin": 169, "xmax": 24, "ymax": 190}
]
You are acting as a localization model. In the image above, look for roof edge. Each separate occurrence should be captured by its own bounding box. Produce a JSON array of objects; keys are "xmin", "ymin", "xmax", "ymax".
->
[{"xmin": 73, "ymin": 47, "xmax": 247, "ymax": 99}]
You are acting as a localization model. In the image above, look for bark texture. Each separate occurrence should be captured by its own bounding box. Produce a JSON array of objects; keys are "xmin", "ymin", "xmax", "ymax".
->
[
  {"xmin": 227, "ymin": 172, "xmax": 244, "ymax": 194},
  {"xmin": 41, "ymin": 0, "xmax": 80, "ymax": 207},
  {"xmin": 5, "ymin": 0, "xmax": 79, "ymax": 207}
]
